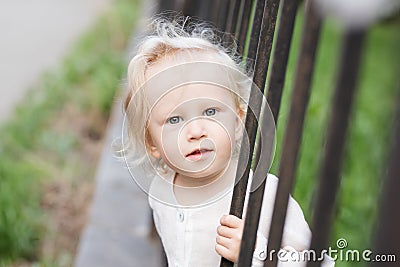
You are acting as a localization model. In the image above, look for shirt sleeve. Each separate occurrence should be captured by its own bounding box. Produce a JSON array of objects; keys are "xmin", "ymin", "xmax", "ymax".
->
[
  {"xmin": 256, "ymin": 174, "xmax": 312, "ymax": 251},
  {"xmin": 251, "ymin": 232, "xmax": 268, "ymax": 266},
  {"xmin": 251, "ymin": 174, "xmax": 335, "ymax": 266}
]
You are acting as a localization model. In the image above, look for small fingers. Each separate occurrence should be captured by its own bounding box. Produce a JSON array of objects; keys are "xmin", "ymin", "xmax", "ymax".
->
[
  {"xmin": 215, "ymin": 244, "xmax": 236, "ymax": 262},
  {"xmin": 215, "ymin": 225, "xmax": 242, "ymax": 263},
  {"xmin": 220, "ymin": 215, "xmax": 243, "ymax": 228},
  {"xmin": 216, "ymin": 235, "xmax": 231, "ymax": 248},
  {"xmin": 217, "ymin": 225, "xmax": 237, "ymax": 238}
]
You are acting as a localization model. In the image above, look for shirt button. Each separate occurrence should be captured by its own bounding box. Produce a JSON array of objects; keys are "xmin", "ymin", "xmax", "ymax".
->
[{"xmin": 178, "ymin": 211, "xmax": 184, "ymax": 222}]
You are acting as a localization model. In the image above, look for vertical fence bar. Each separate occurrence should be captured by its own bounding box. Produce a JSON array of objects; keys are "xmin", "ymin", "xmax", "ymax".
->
[
  {"xmin": 247, "ymin": 0, "xmax": 280, "ymax": 100},
  {"xmin": 235, "ymin": 0, "xmax": 300, "ymax": 266},
  {"xmin": 216, "ymin": 0, "xmax": 230, "ymax": 32},
  {"xmin": 235, "ymin": 0, "xmax": 245, "ymax": 39},
  {"xmin": 307, "ymin": 29, "xmax": 366, "ymax": 267},
  {"xmin": 197, "ymin": 0, "xmax": 215, "ymax": 22},
  {"xmin": 235, "ymin": 108, "xmax": 275, "ymax": 267},
  {"xmin": 210, "ymin": 0, "xmax": 223, "ymax": 26},
  {"xmin": 219, "ymin": 85, "xmax": 260, "ymax": 266},
  {"xmin": 225, "ymin": 0, "xmax": 242, "ymax": 35},
  {"xmin": 238, "ymin": 0, "xmax": 254, "ymax": 55},
  {"xmin": 253, "ymin": 0, "xmax": 300, "ymax": 167},
  {"xmin": 371, "ymin": 92, "xmax": 400, "ymax": 267},
  {"xmin": 223, "ymin": 0, "xmax": 282, "ymax": 266},
  {"xmin": 265, "ymin": 0, "xmax": 299, "ymax": 121},
  {"xmin": 251, "ymin": 0, "xmax": 300, "ymax": 172},
  {"xmin": 223, "ymin": 0, "xmax": 240, "ymax": 45},
  {"xmin": 265, "ymin": 1, "xmax": 322, "ymax": 266},
  {"xmin": 182, "ymin": 0, "xmax": 201, "ymax": 17},
  {"xmin": 245, "ymin": 0, "xmax": 267, "ymax": 72},
  {"xmin": 220, "ymin": 0, "xmax": 281, "ymax": 265},
  {"xmin": 158, "ymin": 0, "xmax": 177, "ymax": 14}
]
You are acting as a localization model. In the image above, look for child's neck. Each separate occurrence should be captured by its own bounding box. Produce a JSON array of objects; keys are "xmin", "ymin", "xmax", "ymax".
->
[{"xmin": 173, "ymin": 160, "xmax": 238, "ymax": 206}]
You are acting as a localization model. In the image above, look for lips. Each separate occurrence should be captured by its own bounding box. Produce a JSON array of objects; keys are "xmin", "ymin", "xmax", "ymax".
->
[{"xmin": 185, "ymin": 148, "xmax": 213, "ymax": 160}]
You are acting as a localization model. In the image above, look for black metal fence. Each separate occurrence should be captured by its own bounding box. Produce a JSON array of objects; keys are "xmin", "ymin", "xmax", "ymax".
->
[{"xmin": 154, "ymin": 0, "xmax": 400, "ymax": 266}]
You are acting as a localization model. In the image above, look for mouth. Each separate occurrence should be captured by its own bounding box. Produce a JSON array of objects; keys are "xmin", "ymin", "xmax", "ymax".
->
[{"xmin": 185, "ymin": 148, "xmax": 213, "ymax": 160}]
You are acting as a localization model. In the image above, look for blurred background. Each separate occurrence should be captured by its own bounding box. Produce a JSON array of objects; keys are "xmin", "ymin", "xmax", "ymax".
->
[
  {"xmin": 0, "ymin": 0, "xmax": 399, "ymax": 266},
  {"xmin": 0, "ymin": 0, "xmax": 142, "ymax": 265},
  {"xmin": 0, "ymin": 0, "xmax": 111, "ymax": 122}
]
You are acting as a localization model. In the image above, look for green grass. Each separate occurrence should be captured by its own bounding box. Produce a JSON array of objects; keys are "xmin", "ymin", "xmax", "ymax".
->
[
  {"xmin": 0, "ymin": 0, "xmax": 140, "ymax": 264},
  {"xmin": 269, "ymin": 8, "xmax": 399, "ymax": 267}
]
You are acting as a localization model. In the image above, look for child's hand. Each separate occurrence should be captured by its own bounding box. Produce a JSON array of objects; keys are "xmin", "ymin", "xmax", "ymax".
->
[{"xmin": 215, "ymin": 214, "xmax": 244, "ymax": 263}]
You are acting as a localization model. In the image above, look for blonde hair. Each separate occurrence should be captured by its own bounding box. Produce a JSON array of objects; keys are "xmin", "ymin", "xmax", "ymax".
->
[{"xmin": 123, "ymin": 16, "xmax": 251, "ymax": 169}]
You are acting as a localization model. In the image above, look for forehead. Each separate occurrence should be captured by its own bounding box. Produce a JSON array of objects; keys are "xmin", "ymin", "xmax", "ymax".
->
[
  {"xmin": 153, "ymin": 83, "xmax": 235, "ymax": 108},
  {"xmin": 143, "ymin": 50, "xmax": 240, "ymax": 108},
  {"xmin": 146, "ymin": 49, "xmax": 225, "ymax": 78}
]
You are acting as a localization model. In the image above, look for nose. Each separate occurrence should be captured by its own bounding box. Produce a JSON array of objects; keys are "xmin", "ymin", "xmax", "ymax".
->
[{"xmin": 185, "ymin": 119, "xmax": 207, "ymax": 141}]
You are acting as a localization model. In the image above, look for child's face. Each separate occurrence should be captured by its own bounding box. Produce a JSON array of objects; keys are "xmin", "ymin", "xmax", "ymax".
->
[{"xmin": 146, "ymin": 82, "xmax": 242, "ymax": 180}]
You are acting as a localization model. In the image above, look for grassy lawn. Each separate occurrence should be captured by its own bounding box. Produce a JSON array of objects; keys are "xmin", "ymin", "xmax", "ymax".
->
[
  {"xmin": 270, "ymin": 7, "xmax": 399, "ymax": 267},
  {"xmin": 0, "ymin": 0, "xmax": 141, "ymax": 265}
]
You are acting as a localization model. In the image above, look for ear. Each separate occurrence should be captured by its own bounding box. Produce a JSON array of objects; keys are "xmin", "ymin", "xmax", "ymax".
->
[
  {"xmin": 235, "ymin": 113, "xmax": 244, "ymax": 140},
  {"xmin": 235, "ymin": 105, "xmax": 245, "ymax": 139},
  {"xmin": 237, "ymin": 104, "xmax": 246, "ymax": 120},
  {"xmin": 145, "ymin": 131, "xmax": 161, "ymax": 159},
  {"xmin": 149, "ymin": 145, "xmax": 162, "ymax": 159}
]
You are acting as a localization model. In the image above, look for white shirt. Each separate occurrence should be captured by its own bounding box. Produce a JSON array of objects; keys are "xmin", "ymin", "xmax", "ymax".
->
[{"xmin": 148, "ymin": 172, "xmax": 335, "ymax": 267}]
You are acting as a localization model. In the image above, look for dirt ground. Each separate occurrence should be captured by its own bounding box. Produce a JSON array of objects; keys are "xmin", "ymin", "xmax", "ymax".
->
[
  {"xmin": 11, "ymin": 104, "xmax": 108, "ymax": 267},
  {"xmin": 43, "ymin": 104, "xmax": 107, "ymax": 264}
]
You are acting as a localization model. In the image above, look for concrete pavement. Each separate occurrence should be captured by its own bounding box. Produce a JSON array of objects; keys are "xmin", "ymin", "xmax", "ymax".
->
[
  {"xmin": 74, "ymin": 1, "xmax": 164, "ymax": 266},
  {"xmin": 74, "ymin": 94, "xmax": 162, "ymax": 267}
]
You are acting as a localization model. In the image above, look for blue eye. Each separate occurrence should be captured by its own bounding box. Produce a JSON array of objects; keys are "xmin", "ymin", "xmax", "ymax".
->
[
  {"xmin": 167, "ymin": 116, "xmax": 181, "ymax": 124},
  {"xmin": 204, "ymin": 108, "xmax": 216, "ymax": 116}
]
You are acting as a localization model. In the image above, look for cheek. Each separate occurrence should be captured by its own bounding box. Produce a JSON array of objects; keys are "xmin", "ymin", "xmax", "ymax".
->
[
  {"xmin": 162, "ymin": 127, "xmax": 180, "ymax": 143},
  {"xmin": 160, "ymin": 127, "xmax": 184, "ymax": 157},
  {"xmin": 209, "ymin": 122, "xmax": 235, "ymax": 153},
  {"xmin": 218, "ymin": 114, "xmax": 239, "ymax": 140},
  {"xmin": 218, "ymin": 134, "xmax": 234, "ymax": 153}
]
